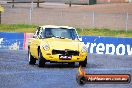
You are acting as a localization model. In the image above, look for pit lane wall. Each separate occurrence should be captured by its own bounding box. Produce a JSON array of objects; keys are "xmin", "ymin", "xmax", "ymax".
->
[{"xmin": 0, "ymin": 32, "xmax": 132, "ymax": 55}]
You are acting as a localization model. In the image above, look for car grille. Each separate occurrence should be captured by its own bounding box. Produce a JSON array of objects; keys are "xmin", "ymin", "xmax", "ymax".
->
[{"xmin": 52, "ymin": 49, "xmax": 79, "ymax": 56}]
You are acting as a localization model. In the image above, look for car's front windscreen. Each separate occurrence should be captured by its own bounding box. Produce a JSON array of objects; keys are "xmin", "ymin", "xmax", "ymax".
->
[{"xmin": 43, "ymin": 28, "xmax": 78, "ymax": 40}]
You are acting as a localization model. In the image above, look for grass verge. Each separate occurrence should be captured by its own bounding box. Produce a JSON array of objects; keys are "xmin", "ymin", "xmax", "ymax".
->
[
  {"xmin": 0, "ymin": 24, "xmax": 37, "ymax": 33},
  {"xmin": 77, "ymin": 28, "xmax": 132, "ymax": 38},
  {"xmin": 0, "ymin": 24, "xmax": 132, "ymax": 38}
]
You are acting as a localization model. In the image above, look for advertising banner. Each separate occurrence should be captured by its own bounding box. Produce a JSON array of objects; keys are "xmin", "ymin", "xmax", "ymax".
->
[
  {"xmin": 81, "ymin": 36, "xmax": 132, "ymax": 55},
  {"xmin": 0, "ymin": 32, "xmax": 132, "ymax": 55},
  {"xmin": 0, "ymin": 32, "xmax": 24, "ymax": 50}
]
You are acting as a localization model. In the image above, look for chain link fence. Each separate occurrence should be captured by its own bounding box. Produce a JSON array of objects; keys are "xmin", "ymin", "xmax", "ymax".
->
[{"xmin": 1, "ymin": 4, "xmax": 132, "ymax": 31}]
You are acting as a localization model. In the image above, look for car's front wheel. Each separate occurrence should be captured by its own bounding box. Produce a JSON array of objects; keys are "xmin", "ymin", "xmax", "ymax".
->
[
  {"xmin": 79, "ymin": 57, "xmax": 87, "ymax": 67},
  {"xmin": 28, "ymin": 50, "xmax": 36, "ymax": 65},
  {"xmin": 38, "ymin": 50, "xmax": 46, "ymax": 67}
]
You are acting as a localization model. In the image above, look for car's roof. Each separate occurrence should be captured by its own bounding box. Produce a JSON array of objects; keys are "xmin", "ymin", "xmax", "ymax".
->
[{"xmin": 40, "ymin": 25, "xmax": 75, "ymax": 29}]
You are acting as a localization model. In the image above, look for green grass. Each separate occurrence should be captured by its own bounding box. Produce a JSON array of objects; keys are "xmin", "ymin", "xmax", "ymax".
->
[
  {"xmin": 0, "ymin": 24, "xmax": 132, "ymax": 38},
  {"xmin": 0, "ymin": 24, "xmax": 37, "ymax": 33},
  {"xmin": 76, "ymin": 28, "xmax": 132, "ymax": 38}
]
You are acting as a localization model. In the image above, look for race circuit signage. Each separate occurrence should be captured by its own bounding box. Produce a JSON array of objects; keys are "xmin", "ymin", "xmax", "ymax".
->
[
  {"xmin": 81, "ymin": 36, "xmax": 132, "ymax": 56},
  {"xmin": 0, "ymin": 32, "xmax": 132, "ymax": 56}
]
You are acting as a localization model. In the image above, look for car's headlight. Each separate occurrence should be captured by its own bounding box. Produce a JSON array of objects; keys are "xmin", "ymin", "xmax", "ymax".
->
[
  {"xmin": 82, "ymin": 46, "xmax": 87, "ymax": 52},
  {"xmin": 43, "ymin": 44, "xmax": 50, "ymax": 51}
]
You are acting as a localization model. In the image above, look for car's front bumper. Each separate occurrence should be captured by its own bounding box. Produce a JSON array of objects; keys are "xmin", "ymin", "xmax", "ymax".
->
[{"xmin": 41, "ymin": 49, "xmax": 87, "ymax": 62}]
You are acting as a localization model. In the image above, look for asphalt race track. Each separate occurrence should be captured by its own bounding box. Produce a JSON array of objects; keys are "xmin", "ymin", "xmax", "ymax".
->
[{"xmin": 0, "ymin": 50, "xmax": 132, "ymax": 88}]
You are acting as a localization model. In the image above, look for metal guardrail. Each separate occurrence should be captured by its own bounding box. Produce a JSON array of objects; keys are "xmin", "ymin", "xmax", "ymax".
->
[{"xmin": 7, "ymin": 0, "xmax": 45, "ymax": 8}]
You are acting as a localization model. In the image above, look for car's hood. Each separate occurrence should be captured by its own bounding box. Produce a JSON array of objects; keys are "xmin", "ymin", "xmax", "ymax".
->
[{"xmin": 43, "ymin": 38, "xmax": 83, "ymax": 51}]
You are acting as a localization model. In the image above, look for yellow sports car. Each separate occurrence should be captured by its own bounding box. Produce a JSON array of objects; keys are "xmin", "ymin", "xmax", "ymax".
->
[{"xmin": 28, "ymin": 25, "xmax": 87, "ymax": 67}]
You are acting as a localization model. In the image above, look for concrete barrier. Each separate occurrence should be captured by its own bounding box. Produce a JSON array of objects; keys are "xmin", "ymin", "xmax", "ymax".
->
[{"xmin": 0, "ymin": 32, "xmax": 132, "ymax": 55}]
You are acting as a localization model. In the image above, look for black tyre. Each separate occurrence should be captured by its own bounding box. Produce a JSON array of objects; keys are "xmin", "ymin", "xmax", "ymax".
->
[
  {"xmin": 38, "ymin": 50, "xmax": 46, "ymax": 67},
  {"xmin": 28, "ymin": 49, "xmax": 36, "ymax": 65},
  {"xmin": 79, "ymin": 57, "xmax": 87, "ymax": 67},
  {"xmin": 68, "ymin": 62, "xmax": 75, "ymax": 67}
]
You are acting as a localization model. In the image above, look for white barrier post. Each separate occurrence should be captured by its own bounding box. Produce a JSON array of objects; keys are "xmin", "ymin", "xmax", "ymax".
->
[
  {"xmin": 82, "ymin": 15, "xmax": 86, "ymax": 32},
  {"xmin": 31, "ymin": 0, "xmax": 34, "ymax": 10},
  {"xmin": 125, "ymin": 12, "xmax": 129, "ymax": 32},
  {"xmin": 29, "ymin": 8, "xmax": 32, "ymax": 24},
  {"xmin": 29, "ymin": 1, "xmax": 33, "ymax": 24},
  {"xmin": 92, "ymin": 11, "xmax": 95, "ymax": 28}
]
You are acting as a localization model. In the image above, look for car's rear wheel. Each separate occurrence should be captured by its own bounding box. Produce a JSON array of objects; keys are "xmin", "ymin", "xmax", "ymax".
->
[
  {"xmin": 79, "ymin": 57, "xmax": 87, "ymax": 67},
  {"xmin": 28, "ymin": 50, "xmax": 36, "ymax": 65},
  {"xmin": 38, "ymin": 50, "xmax": 46, "ymax": 67}
]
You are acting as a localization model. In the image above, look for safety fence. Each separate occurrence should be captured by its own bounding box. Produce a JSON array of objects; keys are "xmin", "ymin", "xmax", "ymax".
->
[{"xmin": 1, "ymin": 7, "xmax": 132, "ymax": 31}]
